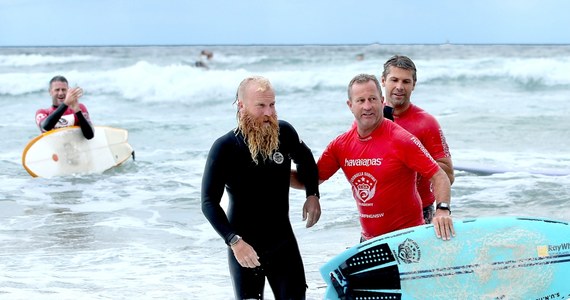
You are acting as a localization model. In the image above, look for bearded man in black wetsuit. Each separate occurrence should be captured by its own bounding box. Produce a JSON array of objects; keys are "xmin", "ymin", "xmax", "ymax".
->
[{"xmin": 201, "ymin": 76, "xmax": 321, "ymax": 300}]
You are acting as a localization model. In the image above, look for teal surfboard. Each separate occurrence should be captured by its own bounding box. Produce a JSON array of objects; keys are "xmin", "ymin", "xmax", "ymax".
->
[{"xmin": 320, "ymin": 217, "xmax": 570, "ymax": 299}]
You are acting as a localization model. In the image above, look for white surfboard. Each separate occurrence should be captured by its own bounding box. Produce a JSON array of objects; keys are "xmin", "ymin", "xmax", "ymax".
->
[
  {"xmin": 22, "ymin": 126, "xmax": 134, "ymax": 178},
  {"xmin": 320, "ymin": 216, "xmax": 570, "ymax": 299}
]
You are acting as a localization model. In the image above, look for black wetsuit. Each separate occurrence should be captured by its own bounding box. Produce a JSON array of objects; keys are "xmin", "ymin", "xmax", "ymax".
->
[{"xmin": 201, "ymin": 120, "xmax": 319, "ymax": 300}]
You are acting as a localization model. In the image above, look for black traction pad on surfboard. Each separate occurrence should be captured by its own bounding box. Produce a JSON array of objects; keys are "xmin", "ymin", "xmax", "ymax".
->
[
  {"xmin": 330, "ymin": 243, "xmax": 401, "ymax": 295},
  {"xmin": 342, "ymin": 242, "xmax": 397, "ymax": 274}
]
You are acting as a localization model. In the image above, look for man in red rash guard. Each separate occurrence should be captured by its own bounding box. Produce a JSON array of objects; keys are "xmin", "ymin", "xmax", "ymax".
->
[
  {"xmin": 294, "ymin": 74, "xmax": 454, "ymax": 242},
  {"xmin": 381, "ymin": 55, "xmax": 454, "ymax": 224},
  {"xmin": 35, "ymin": 75, "xmax": 94, "ymax": 139}
]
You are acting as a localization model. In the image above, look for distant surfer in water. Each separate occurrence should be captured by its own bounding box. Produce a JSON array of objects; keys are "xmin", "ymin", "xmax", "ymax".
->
[
  {"xmin": 201, "ymin": 76, "xmax": 320, "ymax": 299},
  {"xmin": 35, "ymin": 75, "xmax": 94, "ymax": 139},
  {"xmin": 195, "ymin": 49, "xmax": 214, "ymax": 69},
  {"xmin": 201, "ymin": 49, "xmax": 213, "ymax": 60}
]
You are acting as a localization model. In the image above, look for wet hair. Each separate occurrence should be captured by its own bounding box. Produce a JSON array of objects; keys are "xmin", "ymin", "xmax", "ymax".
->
[
  {"xmin": 347, "ymin": 74, "xmax": 382, "ymax": 100},
  {"xmin": 49, "ymin": 75, "xmax": 68, "ymax": 88},
  {"xmin": 233, "ymin": 88, "xmax": 240, "ymax": 119},
  {"xmin": 382, "ymin": 55, "xmax": 417, "ymax": 83}
]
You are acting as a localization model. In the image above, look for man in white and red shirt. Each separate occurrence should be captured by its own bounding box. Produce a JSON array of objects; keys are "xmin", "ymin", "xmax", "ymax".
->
[
  {"xmin": 381, "ymin": 55, "xmax": 454, "ymax": 224},
  {"xmin": 35, "ymin": 75, "xmax": 94, "ymax": 139},
  {"xmin": 317, "ymin": 74, "xmax": 454, "ymax": 241}
]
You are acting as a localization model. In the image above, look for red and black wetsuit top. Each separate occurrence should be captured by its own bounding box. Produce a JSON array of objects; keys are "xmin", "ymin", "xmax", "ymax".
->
[{"xmin": 35, "ymin": 103, "xmax": 94, "ymax": 139}]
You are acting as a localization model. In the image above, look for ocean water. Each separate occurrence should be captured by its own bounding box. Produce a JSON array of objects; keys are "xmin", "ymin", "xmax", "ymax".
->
[{"xmin": 1, "ymin": 44, "xmax": 569, "ymax": 299}]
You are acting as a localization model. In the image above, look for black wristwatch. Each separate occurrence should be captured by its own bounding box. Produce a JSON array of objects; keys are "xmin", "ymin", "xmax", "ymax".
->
[
  {"xmin": 228, "ymin": 234, "xmax": 242, "ymax": 246},
  {"xmin": 436, "ymin": 202, "xmax": 451, "ymax": 214}
]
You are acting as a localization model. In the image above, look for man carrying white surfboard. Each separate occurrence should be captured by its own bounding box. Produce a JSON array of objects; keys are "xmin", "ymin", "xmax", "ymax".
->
[{"xmin": 35, "ymin": 75, "xmax": 94, "ymax": 139}]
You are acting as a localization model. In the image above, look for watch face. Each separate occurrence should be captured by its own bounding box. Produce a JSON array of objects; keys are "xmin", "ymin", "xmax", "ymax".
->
[{"xmin": 229, "ymin": 235, "xmax": 241, "ymax": 245}]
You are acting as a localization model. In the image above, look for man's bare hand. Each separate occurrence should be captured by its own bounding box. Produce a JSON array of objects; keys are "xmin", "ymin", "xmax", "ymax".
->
[{"xmin": 302, "ymin": 195, "xmax": 321, "ymax": 228}]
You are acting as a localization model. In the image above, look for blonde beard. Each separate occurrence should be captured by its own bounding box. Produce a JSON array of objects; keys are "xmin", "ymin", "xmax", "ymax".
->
[{"xmin": 237, "ymin": 112, "xmax": 279, "ymax": 165}]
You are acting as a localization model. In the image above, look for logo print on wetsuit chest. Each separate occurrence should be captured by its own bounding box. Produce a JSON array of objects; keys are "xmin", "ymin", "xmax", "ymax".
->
[{"xmin": 272, "ymin": 151, "xmax": 284, "ymax": 164}]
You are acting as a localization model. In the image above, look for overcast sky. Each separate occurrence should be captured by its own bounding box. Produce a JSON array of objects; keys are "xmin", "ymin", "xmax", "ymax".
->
[{"xmin": 1, "ymin": 0, "xmax": 569, "ymax": 47}]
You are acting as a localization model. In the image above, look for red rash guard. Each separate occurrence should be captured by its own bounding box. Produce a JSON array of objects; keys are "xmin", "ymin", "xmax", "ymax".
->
[
  {"xmin": 318, "ymin": 120, "xmax": 440, "ymax": 240},
  {"xmin": 394, "ymin": 104, "xmax": 451, "ymax": 208}
]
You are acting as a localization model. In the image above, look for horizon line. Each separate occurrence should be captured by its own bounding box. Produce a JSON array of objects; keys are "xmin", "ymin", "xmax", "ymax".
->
[{"xmin": 2, "ymin": 42, "xmax": 570, "ymax": 48}]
